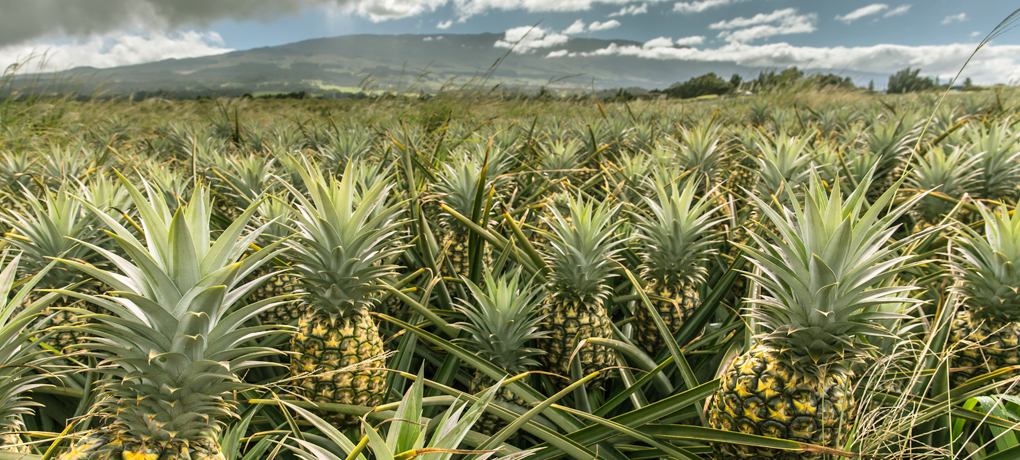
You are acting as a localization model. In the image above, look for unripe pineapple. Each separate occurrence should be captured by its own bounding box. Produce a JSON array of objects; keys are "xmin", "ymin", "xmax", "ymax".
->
[
  {"xmin": 455, "ymin": 269, "xmax": 547, "ymax": 436},
  {"xmin": 948, "ymin": 202, "xmax": 1020, "ymax": 388},
  {"xmin": 285, "ymin": 159, "xmax": 405, "ymax": 428},
  {"xmin": 539, "ymin": 194, "xmax": 624, "ymax": 390},
  {"xmin": 905, "ymin": 145, "xmax": 981, "ymax": 232},
  {"xmin": 632, "ymin": 173, "xmax": 721, "ymax": 355},
  {"xmin": 709, "ymin": 173, "xmax": 926, "ymax": 460}
]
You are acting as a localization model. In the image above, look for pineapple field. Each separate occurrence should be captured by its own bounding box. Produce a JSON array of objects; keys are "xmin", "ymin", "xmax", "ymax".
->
[{"xmin": 1, "ymin": 85, "xmax": 1020, "ymax": 460}]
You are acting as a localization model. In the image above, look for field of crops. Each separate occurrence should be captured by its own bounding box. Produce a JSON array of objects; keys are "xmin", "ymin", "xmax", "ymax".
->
[{"xmin": 0, "ymin": 86, "xmax": 1018, "ymax": 460}]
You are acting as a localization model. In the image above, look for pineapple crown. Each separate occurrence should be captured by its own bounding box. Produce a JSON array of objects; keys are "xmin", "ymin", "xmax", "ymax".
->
[
  {"xmin": 951, "ymin": 203, "xmax": 1020, "ymax": 323},
  {"xmin": 672, "ymin": 121, "xmax": 728, "ymax": 187},
  {"xmin": 752, "ymin": 130, "xmax": 817, "ymax": 202},
  {"xmin": 907, "ymin": 146, "xmax": 982, "ymax": 224},
  {"xmin": 966, "ymin": 122, "xmax": 1020, "ymax": 200},
  {"xmin": 434, "ymin": 153, "xmax": 503, "ymax": 232},
  {"xmin": 543, "ymin": 194, "xmax": 625, "ymax": 306},
  {"xmin": 211, "ymin": 154, "xmax": 279, "ymax": 210},
  {"xmin": 286, "ymin": 158, "xmax": 405, "ymax": 319},
  {"xmin": 57, "ymin": 172, "xmax": 290, "ymax": 446},
  {"xmin": 1, "ymin": 185, "xmax": 104, "ymax": 288},
  {"xmin": 739, "ymin": 171, "xmax": 925, "ymax": 370},
  {"xmin": 634, "ymin": 174, "xmax": 723, "ymax": 288},
  {"xmin": 0, "ymin": 253, "xmax": 63, "ymax": 434},
  {"xmin": 454, "ymin": 269, "xmax": 548, "ymax": 375}
]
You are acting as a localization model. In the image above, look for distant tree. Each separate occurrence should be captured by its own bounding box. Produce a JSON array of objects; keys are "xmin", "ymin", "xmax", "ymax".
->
[
  {"xmin": 887, "ymin": 67, "xmax": 936, "ymax": 94},
  {"xmin": 964, "ymin": 77, "xmax": 974, "ymax": 88},
  {"xmin": 868, "ymin": 80, "xmax": 875, "ymax": 92},
  {"xmin": 665, "ymin": 72, "xmax": 733, "ymax": 99},
  {"xmin": 730, "ymin": 73, "xmax": 743, "ymax": 89}
]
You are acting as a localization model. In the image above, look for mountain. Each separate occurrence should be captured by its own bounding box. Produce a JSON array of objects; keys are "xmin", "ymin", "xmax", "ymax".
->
[{"xmin": 47, "ymin": 33, "xmax": 872, "ymax": 96}]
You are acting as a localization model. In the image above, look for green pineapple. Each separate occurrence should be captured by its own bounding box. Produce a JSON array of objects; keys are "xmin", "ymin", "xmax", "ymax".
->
[
  {"xmin": 709, "ymin": 173, "xmax": 924, "ymax": 460},
  {"xmin": 948, "ymin": 202, "xmax": 1020, "ymax": 387},
  {"xmin": 539, "ymin": 194, "xmax": 624, "ymax": 390},
  {"xmin": 632, "ymin": 174, "xmax": 722, "ymax": 355},
  {"xmin": 966, "ymin": 121, "xmax": 1020, "ymax": 203},
  {"xmin": 55, "ymin": 175, "xmax": 287, "ymax": 460},
  {"xmin": 285, "ymin": 160, "xmax": 404, "ymax": 428},
  {"xmin": 456, "ymin": 270, "xmax": 547, "ymax": 436}
]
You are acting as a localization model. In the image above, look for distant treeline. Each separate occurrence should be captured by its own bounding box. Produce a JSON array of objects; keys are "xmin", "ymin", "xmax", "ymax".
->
[{"xmin": 610, "ymin": 66, "xmax": 987, "ymax": 101}]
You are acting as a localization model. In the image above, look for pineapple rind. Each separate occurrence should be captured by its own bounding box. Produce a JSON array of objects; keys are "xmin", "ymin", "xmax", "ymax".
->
[
  {"xmin": 538, "ymin": 298, "xmax": 613, "ymax": 390},
  {"xmin": 950, "ymin": 310, "xmax": 1020, "ymax": 388},
  {"xmin": 291, "ymin": 310, "xmax": 388, "ymax": 427},
  {"xmin": 634, "ymin": 282, "xmax": 698, "ymax": 355},
  {"xmin": 57, "ymin": 430, "xmax": 225, "ymax": 460},
  {"xmin": 708, "ymin": 347, "xmax": 855, "ymax": 460}
]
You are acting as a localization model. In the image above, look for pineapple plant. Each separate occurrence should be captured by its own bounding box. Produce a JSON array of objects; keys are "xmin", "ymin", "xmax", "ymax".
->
[
  {"xmin": 0, "ymin": 252, "xmax": 66, "ymax": 453},
  {"xmin": 671, "ymin": 121, "xmax": 729, "ymax": 192},
  {"xmin": 948, "ymin": 202, "xmax": 1020, "ymax": 387},
  {"xmin": 432, "ymin": 154, "xmax": 499, "ymax": 279},
  {"xmin": 455, "ymin": 269, "xmax": 547, "ymax": 436},
  {"xmin": 248, "ymin": 198, "xmax": 301, "ymax": 326},
  {"xmin": 539, "ymin": 194, "xmax": 624, "ymax": 390},
  {"xmin": 54, "ymin": 175, "xmax": 288, "ymax": 460},
  {"xmin": 632, "ymin": 174, "xmax": 722, "ymax": 355},
  {"xmin": 0, "ymin": 186, "xmax": 108, "ymax": 352},
  {"xmin": 709, "ymin": 173, "xmax": 924, "ymax": 460},
  {"xmin": 209, "ymin": 154, "xmax": 278, "ymax": 223},
  {"xmin": 285, "ymin": 160, "xmax": 404, "ymax": 428},
  {"xmin": 905, "ymin": 145, "xmax": 982, "ymax": 231},
  {"xmin": 966, "ymin": 121, "xmax": 1020, "ymax": 203}
]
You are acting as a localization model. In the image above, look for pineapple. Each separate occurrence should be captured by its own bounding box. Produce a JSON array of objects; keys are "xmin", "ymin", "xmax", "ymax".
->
[
  {"xmin": 708, "ymin": 173, "xmax": 923, "ymax": 460},
  {"xmin": 285, "ymin": 160, "xmax": 404, "ymax": 428},
  {"xmin": 966, "ymin": 121, "xmax": 1020, "ymax": 203},
  {"xmin": 539, "ymin": 194, "xmax": 624, "ymax": 390},
  {"xmin": 432, "ymin": 154, "xmax": 499, "ymax": 279},
  {"xmin": 632, "ymin": 174, "xmax": 722, "ymax": 355},
  {"xmin": 55, "ymin": 175, "xmax": 287, "ymax": 460},
  {"xmin": 948, "ymin": 202, "xmax": 1020, "ymax": 388},
  {"xmin": 455, "ymin": 269, "xmax": 547, "ymax": 436},
  {"xmin": 0, "ymin": 186, "xmax": 107, "ymax": 352}
]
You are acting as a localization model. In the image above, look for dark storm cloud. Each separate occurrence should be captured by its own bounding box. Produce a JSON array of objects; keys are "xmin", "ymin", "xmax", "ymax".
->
[{"xmin": 0, "ymin": 1, "xmax": 334, "ymax": 46}]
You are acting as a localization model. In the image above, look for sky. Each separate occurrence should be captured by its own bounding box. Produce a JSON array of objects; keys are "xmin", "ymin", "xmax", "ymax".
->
[{"xmin": 1, "ymin": 1, "xmax": 1019, "ymax": 84}]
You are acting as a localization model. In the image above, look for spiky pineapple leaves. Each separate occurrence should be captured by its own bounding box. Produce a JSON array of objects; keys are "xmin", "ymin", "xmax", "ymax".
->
[{"xmin": 737, "ymin": 170, "xmax": 931, "ymax": 368}]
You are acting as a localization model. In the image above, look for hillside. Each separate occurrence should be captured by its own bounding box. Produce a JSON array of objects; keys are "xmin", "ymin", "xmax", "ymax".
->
[{"xmin": 51, "ymin": 33, "xmax": 770, "ymax": 96}]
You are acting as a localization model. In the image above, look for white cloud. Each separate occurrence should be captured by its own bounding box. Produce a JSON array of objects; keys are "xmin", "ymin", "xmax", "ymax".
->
[
  {"xmin": 563, "ymin": 19, "xmax": 586, "ymax": 34},
  {"xmin": 0, "ymin": 30, "xmax": 230, "ymax": 71},
  {"xmin": 494, "ymin": 26, "xmax": 569, "ymax": 53},
  {"xmin": 423, "ymin": 36, "xmax": 433, "ymax": 41},
  {"xmin": 450, "ymin": 0, "xmax": 663, "ymax": 20},
  {"xmin": 588, "ymin": 20, "xmax": 621, "ymax": 31},
  {"xmin": 548, "ymin": 40, "xmax": 1019, "ymax": 84},
  {"xmin": 609, "ymin": 3, "xmax": 647, "ymax": 16},
  {"xmin": 942, "ymin": 13, "xmax": 967, "ymax": 24},
  {"xmin": 338, "ymin": 0, "xmax": 447, "ymax": 22},
  {"xmin": 436, "ymin": 19, "xmax": 452, "ymax": 29},
  {"xmin": 884, "ymin": 4, "xmax": 910, "ymax": 17},
  {"xmin": 546, "ymin": 49, "xmax": 569, "ymax": 57},
  {"xmin": 971, "ymin": 31, "xmax": 982, "ymax": 38},
  {"xmin": 835, "ymin": 4, "xmax": 887, "ymax": 24},
  {"xmin": 710, "ymin": 9, "xmax": 816, "ymax": 43},
  {"xmin": 673, "ymin": 0, "xmax": 747, "ymax": 14},
  {"xmin": 675, "ymin": 35, "xmax": 705, "ymax": 46},
  {"xmin": 643, "ymin": 36, "xmax": 675, "ymax": 48}
]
